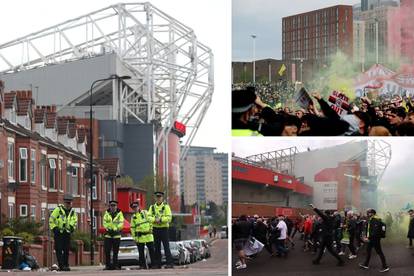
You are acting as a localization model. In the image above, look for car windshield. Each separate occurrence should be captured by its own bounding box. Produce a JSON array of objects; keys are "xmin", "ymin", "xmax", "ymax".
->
[
  {"xmin": 221, "ymin": 226, "xmax": 227, "ymax": 231},
  {"xmin": 120, "ymin": 239, "xmax": 136, "ymax": 247}
]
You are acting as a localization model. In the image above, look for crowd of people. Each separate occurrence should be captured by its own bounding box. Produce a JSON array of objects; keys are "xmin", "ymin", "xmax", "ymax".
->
[
  {"xmin": 232, "ymin": 206, "xmax": 414, "ymax": 272},
  {"xmin": 232, "ymin": 84, "xmax": 414, "ymax": 136}
]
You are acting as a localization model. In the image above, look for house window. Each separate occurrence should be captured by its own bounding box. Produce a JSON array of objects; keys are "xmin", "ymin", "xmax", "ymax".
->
[
  {"xmin": 30, "ymin": 149, "xmax": 36, "ymax": 184},
  {"xmin": 41, "ymin": 208, "xmax": 46, "ymax": 221},
  {"xmin": 31, "ymin": 205, "xmax": 36, "ymax": 220},
  {"xmin": 7, "ymin": 142, "xmax": 14, "ymax": 180},
  {"xmin": 19, "ymin": 148, "xmax": 28, "ymax": 182},
  {"xmin": 40, "ymin": 154, "xmax": 47, "ymax": 190},
  {"xmin": 8, "ymin": 203, "xmax": 15, "ymax": 218},
  {"xmin": 107, "ymin": 180, "xmax": 113, "ymax": 202},
  {"xmin": 72, "ymin": 167, "xmax": 78, "ymax": 195},
  {"xmin": 58, "ymin": 159, "xmax": 63, "ymax": 191},
  {"xmin": 49, "ymin": 159, "xmax": 56, "ymax": 189},
  {"xmin": 66, "ymin": 164, "xmax": 72, "ymax": 194},
  {"xmin": 92, "ymin": 175, "xmax": 97, "ymax": 200},
  {"xmin": 20, "ymin": 204, "xmax": 28, "ymax": 217}
]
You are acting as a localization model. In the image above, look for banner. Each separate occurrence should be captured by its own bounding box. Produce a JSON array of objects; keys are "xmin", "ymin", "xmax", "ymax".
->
[
  {"xmin": 328, "ymin": 91, "xmax": 350, "ymax": 116},
  {"xmin": 294, "ymin": 87, "xmax": 312, "ymax": 110}
]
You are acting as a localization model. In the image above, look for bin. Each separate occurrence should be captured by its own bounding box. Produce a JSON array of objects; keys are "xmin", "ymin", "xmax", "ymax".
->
[{"xmin": 2, "ymin": 236, "xmax": 23, "ymax": 269}]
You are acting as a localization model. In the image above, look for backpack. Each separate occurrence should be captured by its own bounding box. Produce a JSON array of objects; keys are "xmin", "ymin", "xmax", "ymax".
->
[{"xmin": 269, "ymin": 224, "xmax": 281, "ymax": 239}]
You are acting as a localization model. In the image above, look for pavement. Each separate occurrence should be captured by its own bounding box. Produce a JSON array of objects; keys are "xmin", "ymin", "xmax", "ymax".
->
[
  {"xmin": 232, "ymin": 236, "xmax": 414, "ymax": 276},
  {"xmin": 0, "ymin": 238, "xmax": 228, "ymax": 276}
]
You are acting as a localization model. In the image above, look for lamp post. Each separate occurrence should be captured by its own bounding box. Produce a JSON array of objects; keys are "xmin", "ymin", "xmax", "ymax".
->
[
  {"xmin": 89, "ymin": 75, "xmax": 130, "ymax": 265},
  {"xmin": 251, "ymin": 34, "xmax": 256, "ymax": 84}
]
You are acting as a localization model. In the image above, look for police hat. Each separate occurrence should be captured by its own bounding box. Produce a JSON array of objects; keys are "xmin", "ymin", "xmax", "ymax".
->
[
  {"xmin": 232, "ymin": 87, "xmax": 257, "ymax": 114},
  {"xmin": 130, "ymin": 201, "xmax": 139, "ymax": 208},
  {"xmin": 154, "ymin": 191, "xmax": 164, "ymax": 197},
  {"xmin": 63, "ymin": 194, "xmax": 73, "ymax": 202},
  {"xmin": 109, "ymin": 200, "xmax": 118, "ymax": 205}
]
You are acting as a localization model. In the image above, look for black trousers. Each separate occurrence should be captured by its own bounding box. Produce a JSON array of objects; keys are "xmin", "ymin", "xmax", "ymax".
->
[
  {"xmin": 104, "ymin": 237, "xmax": 121, "ymax": 268},
  {"xmin": 409, "ymin": 238, "xmax": 413, "ymax": 246},
  {"xmin": 314, "ymin": 237, "xmax": 342, "ymax": 263},
  {"xmin": 363, "ymin": 238, "xmax": 387, "ymax": 268},
  {"xmin": 348, "ymin": 233, "xmax": 356, "ymax": 255},
  {"xmin": 137, "ymin": 242, "xmax": 155, "ymax": 268},
  {"xmin": 54, "ymin": 232, "xmax": 71, "ymax": 269},
  {"xmin": 153, "ymin": 227, "xmax": 173, "ymax": 266}
]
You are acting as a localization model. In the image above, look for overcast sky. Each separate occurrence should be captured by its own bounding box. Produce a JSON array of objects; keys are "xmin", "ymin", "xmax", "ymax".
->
[
  {"xmin": 232, "ymin": 138, "xmax": 414, "ymax": 196},
  {"xmin": 0, "ymin": 0, "xmax": 231, "ymax": 152},
  {"xmin": 233, "ymin": 0, "xmax": 360, "ymax": 61}
]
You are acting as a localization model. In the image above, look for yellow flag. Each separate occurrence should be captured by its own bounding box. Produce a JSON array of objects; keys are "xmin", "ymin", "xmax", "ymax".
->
[{"xmin": 278, "ymin": 64, "xmax": 286, "ymax": 76}]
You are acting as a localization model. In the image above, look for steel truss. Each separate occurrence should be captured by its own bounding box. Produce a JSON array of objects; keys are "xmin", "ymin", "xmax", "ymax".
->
[
  {"xmin": 245, "ymin": 146, "xmax": 299, "ymax": 175},
  {"xmin": 0, "ymin": 2, "xmax": 213, "ymax": 161}
]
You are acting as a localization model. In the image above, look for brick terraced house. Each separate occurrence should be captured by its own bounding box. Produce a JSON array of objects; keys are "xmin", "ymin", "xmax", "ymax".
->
[{"xmin": 0, "ymin": 81, "xmax": 121, "ymax": 234}]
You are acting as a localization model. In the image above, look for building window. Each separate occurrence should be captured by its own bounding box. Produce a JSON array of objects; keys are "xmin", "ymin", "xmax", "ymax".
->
[
  {"xmin": 40, "ymin": 154, "xmax": 47, "ymax": 190},
  {"xmin": 30, "ymin": 149, "xmax": 36, "ymax": 184},
  {"xmin": 72, "ymin": 167, "xmax": 78, "ymax": 195},
  {"xmin": 20, "ymin": 204, "xmax": 28, "ymax": 217},
  {"xmin": 8, "ymin": 203, "xmax": 15, "ymax": 218},
  {"xmin": 41, "ymin": 208, "xmax": 46, "ymax": 221},
  {"xmin": 92, "ymin": 175, "xmax": 97, "ymax": 200},
  {"xmin": 31, "ymin": 205, "xmax": 36, "ymax": 220},
  {"xmin": 19, "ymin": 148, "xmax": 28, "ymax": 182},
  {"xmin": 7, "ymin": 142, "xmax": 15, "ymax": 180},
  {"xmin": 58, "ymin": 159, "xmax": 63, "ymax": 191},
  {"xmin": 66, "ymin": 163, "xmax": 72, "ymax": 194},
  {"xmin": 107, "ymin": 180, "xmax": 113, "ymax": 202},
  {"xmin": 49, "ymin": 159, "xmax": 56, "ymax": 189}
]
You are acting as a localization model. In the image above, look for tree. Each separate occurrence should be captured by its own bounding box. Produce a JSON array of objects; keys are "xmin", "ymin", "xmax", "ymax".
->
[{"xmin": 137, "ymin": 174, "xmax": 155, "ymax": 208}]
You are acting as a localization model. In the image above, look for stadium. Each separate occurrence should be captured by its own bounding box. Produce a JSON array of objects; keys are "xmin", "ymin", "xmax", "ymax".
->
[
  {"xmin": 0, "ymin": 2, "xmax": 213, "ymax": 213},
  {"xmin": 232, "ymin": 140, "xmax": 392, "ymax": 217}
]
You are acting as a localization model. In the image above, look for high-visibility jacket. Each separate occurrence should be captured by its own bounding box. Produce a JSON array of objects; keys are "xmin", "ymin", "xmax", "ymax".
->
[
  {"xmin": 49, "ymin": 205, "xmax": 78, "ymax": 234},
  {"xmin": 103, "ymin": 209, "xmax": 124, "ymax": 238},
  {"xmin": 148, "ymin": 202, "xmax": 172, "ymax": 228},
  {"xmin": 232, "ymin": 129, "xmax": 262, "ymax": 136},
  {"xmin": 131, "ymin": 209, "xmax": 154, "ymax": 243}
]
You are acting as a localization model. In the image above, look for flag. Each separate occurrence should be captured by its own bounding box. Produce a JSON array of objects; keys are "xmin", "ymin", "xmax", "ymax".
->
[{"xmin": 278, "ymin": 64, "xmax": 286, "ymax": 76}]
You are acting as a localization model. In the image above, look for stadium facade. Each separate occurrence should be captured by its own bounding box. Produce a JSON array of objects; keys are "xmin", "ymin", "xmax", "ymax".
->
[{"xmin": 233, "ymin": 141, "xmax": 391, "ymax": 217}]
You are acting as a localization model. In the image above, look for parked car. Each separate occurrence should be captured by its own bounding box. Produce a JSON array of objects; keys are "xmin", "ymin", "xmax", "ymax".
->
[
  {"xmin": 117, "ymin": 237, "xmax": 150, "ymax": 267},
  {"xmin": 220, "ymin": 226, "xmax": 228, "ymax": 239},
  {"xmin": 183, "ymin": 240, "xmax": 201, "ymax": 261},
  {"xmin": 176, "ymin": 241, "xmax": 191, "ymax": 264},
  {"xmin": 192, "ymin": 239, "xmax": 211, "ymax": 258},
  {"xmin": 161, "ymin": 242, "xmax": 186, "ymax": 265}
]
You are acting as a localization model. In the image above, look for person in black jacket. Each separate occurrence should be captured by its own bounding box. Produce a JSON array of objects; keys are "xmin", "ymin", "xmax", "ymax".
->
[
  {"xmin": 359, "ymin": 209, "xmax": 389, "ymax": 272},
  {"xmin": 233, "ymin": 215, "xmax": 252, "ymax": 270},
  {"xmin": 309, "ymin": 204, "xmax": 344, "ymax": 266},
  {"xmin": 253, "ymin": 218, "xmax": 273, "ymax": 255},
  {"xmin": 407, "ymin": 209, "xmax": 414, "ymax": 249}
]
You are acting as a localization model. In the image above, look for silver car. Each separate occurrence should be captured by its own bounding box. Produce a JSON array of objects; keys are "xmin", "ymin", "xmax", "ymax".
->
[
  {"xmin": 161, "ymin": 241, "xmax": 186, "ymax": 265},
  {"xmin": 117, "ymin": 237, "xmax": 151, "ymax": 267}
]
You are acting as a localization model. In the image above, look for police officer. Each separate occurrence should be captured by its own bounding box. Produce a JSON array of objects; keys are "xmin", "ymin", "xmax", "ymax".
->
[
  {"xmin": 148, "ymin": 191, "xmax": 173, "ymax": 269},
  {"xmin": 103, "ymin": 200, "xmax": 124, "ymax": 270},
  {"xmin": 130, "ymin": 201, "xmax": 155, "ymax": 269},
  {"xmin": 49, "ymin": 194, "xmax": 78, "ymax": 271},
  {"xmin": 359, "ymin": 209, "xmax": 389, "ymax": 272}
]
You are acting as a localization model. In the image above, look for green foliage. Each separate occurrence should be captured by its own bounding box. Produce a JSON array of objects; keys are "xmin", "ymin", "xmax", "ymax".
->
[
  {"xmin": 1, "ymin": 228, "xmax": 15, "ymax": 237},
  {"xmin": 0, "ymin": 217, "xmax": 43, "ymax": 238},
  {"xmin": 117, "ymin": 176, "xmax": 135, "ymax": 187},
  {"xmin": 137, "ymin": 174, "xmax": 155, "ymax": 207},
  {"xmin": 71, "ymin": 230, "xmax": 91, "ymax": 252},
  {"xmin": 16, "ymin": 232, "xmax": 34, "ymax": 244}
]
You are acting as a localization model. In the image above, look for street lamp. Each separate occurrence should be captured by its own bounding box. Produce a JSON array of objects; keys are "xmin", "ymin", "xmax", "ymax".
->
[
  {"xmin": 251, "ymin": 34, "xmax": 256, "ymax": 84},
  {"xmin": 89, "ymin": 74, "xmax": 130, "ymax": 265}
]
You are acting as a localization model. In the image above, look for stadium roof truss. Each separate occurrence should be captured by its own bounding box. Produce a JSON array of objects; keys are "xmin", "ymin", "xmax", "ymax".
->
[
  {"xmin": 0, "ymin": 2, "xmax": 214, "ymax": 160},
  {"xmin": 245, "ymin": 146, "xmax": 299, "ymax": 175},
  {"xmin": 349, "ymin": 140, "xmax": 391, "ymax": 183}
]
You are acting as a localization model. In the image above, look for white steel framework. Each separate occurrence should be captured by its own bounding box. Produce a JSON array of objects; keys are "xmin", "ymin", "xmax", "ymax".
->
[{"xmin": 0, "ymin": 2, "xmax": 214, "ymax": 161}]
